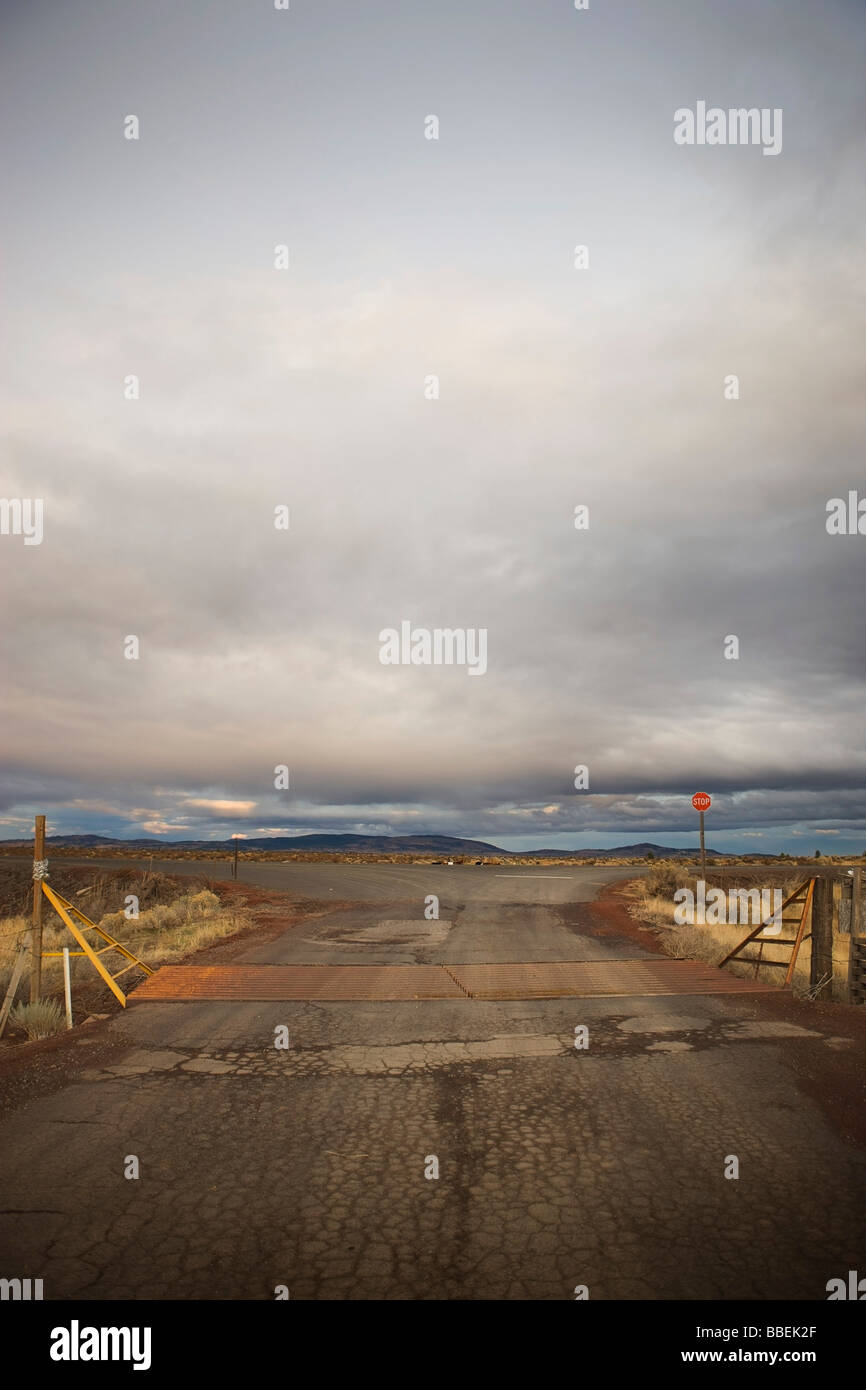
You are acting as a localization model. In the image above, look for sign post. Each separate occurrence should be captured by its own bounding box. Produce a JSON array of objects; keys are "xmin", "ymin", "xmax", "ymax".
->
[{"xmin": 691, "ymin": 793, "xmax": 711, "ymax": 882}]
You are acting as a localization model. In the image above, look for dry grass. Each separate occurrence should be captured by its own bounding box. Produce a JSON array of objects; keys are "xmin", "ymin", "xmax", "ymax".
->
[
  {"xmin": 629, "ymin": 867, "xmax": 852, "ymax": 1000},
  {"xmin": 0, "ymin": 888, "xmax": 250, "ymax": 1015},
  {"xmin": 98, "ymin": 889, "xmax": 245, "ymax": 966}
]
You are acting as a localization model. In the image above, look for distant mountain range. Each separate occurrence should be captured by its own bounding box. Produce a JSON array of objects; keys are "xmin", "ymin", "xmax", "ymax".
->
[{"xmin": 0, "ymin": 832, "xmax": 726, "ymax": 858}]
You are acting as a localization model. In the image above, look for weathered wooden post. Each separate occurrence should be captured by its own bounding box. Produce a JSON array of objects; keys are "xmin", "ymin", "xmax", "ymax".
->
[
  {"xmin": 30, "ymin": 814, "xmax": 46, "ymax": 1003},
  {"xmin": 847, "ymin": 867, "xmax": 863, "ymax": 1005},
  {"xmin": 809, "ymin": 873, "xmax": 835, "ymax": 1001},
  {"xmin": 0, "ymin": 943, "xmax": 28, "ymax": 1038}
]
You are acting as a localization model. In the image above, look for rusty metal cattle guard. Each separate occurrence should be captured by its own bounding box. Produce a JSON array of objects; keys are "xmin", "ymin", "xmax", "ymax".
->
[{"xmin": 130, "ymin": 958, "xmax": 776, "ymax": 1003}]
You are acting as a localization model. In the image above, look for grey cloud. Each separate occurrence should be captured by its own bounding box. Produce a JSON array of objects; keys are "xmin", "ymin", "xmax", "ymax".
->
[{"xmin": 0, "ymin": 1, "xmax": 864, "ymax": 849}]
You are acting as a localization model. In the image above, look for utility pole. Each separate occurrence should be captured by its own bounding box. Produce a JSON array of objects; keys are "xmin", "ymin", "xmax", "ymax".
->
[
  {"xmin": 30, "ymin": 813, "xmax": 46, "ymax": 1002},
  {"xmin": 232, "ymin": 835, "xmax": 239, "ymax": 881}
]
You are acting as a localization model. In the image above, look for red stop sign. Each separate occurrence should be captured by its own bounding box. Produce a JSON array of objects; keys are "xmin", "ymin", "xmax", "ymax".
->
[{"xmin": 692, "ymin": 792, "xmax": 711, "ymax": 812}]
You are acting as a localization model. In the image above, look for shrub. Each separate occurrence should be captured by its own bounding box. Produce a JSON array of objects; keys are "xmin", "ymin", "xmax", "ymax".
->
[
  {"xmin": 645, "ymin": 865, "xmax": 681, "ymax": 899},
  {"xmin": 11, "ymin": 998, "xmax": 64, "ymax": 1040}
]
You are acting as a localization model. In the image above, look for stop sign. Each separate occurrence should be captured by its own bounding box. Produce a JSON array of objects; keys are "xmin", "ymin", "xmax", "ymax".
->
[{"xmin": 692, "ymin": 792, "xmax": 711, "ymax": 812}]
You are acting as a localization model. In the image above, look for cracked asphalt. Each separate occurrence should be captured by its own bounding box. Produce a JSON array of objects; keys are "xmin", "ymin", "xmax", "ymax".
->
[{"xmin": 1, "ymin": 864, "xmax": 864, "ymax": 1300}]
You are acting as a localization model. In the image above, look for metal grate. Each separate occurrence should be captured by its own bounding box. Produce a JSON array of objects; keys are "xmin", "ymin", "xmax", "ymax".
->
[
  {"xmin": 129, "ymin": 964, "xmax": 465, "ymax": 1001},
  {"xmin": 130, "ymin": 959, "xmax": 778, "ymax": 1003},
  {"xmin": 447, "ymin": 959, "xmax": 777, "ymax": 999}
]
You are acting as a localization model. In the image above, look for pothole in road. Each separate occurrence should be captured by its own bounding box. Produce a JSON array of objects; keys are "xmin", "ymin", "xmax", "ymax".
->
[
  {"xmin": 720, "ymin": 1021, "xmax": 821, "ymax": 1040},
  {"xmin": 617, "ymin": 1015, "xmax": 710, "ymax": 1034},
  {"xmin": 326, "ymin": 919, "xmax": 453, "ymax": 947}
]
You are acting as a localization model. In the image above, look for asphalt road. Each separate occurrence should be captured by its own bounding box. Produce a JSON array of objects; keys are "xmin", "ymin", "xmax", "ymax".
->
[
  {"xmin": 11, "ymin": 855, "xmax": 639, "ymax": 904},
  {"xmin": 1, "ymin": 865, "xmax": 864, "ymax": 1301}
]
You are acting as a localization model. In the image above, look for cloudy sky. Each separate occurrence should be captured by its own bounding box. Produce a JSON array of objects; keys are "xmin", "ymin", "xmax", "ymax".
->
[{"xmin": 1, "ymin": 0, "xmax": 865, "ymax": 853}]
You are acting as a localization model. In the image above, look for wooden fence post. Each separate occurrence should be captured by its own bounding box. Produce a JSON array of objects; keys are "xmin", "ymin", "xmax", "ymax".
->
[
  {"xmin": 0, "ymin": 943, "xmax": 29, "ymax": 1038},
  {"xmin": 847, "ymin": 867, "xmax": 863, "ymax": 1005},
  {"xmin": 809, "ymin": 874, "xmax": 834, "ymax": 1001}
]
